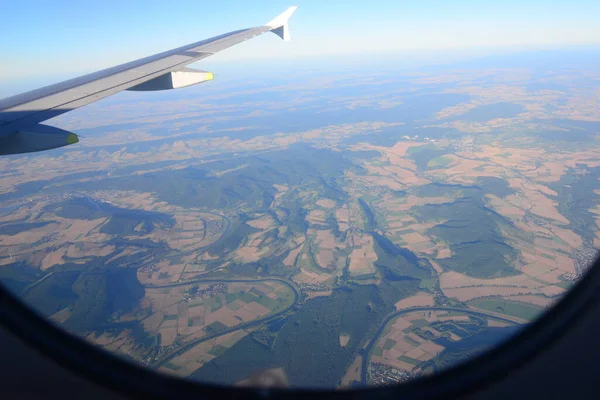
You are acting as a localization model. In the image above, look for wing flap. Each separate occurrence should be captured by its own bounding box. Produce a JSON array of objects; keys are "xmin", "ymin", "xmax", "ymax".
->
[{"xmin": 127, "ymin": 68, "xmax": 214, "ymax": 91}]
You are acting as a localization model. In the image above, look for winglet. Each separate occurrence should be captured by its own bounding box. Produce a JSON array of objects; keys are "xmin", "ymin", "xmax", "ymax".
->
[{"xmin": 266, "ymin": 6, "xmax": 298, "ymax": 41}]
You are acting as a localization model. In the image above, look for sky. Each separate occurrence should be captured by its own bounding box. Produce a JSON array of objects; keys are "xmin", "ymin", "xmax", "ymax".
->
[{"xmin": 1, "ymin": 0, "xmax": 599, "ymax": 85}]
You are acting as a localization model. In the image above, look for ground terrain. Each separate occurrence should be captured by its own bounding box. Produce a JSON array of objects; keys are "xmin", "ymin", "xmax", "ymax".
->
[{"xmin": 1, "ymin": 51, "xmax": 599, "ymax": 387}]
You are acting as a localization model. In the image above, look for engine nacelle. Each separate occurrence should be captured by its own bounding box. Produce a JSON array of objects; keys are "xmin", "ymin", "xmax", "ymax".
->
[
  {"xmin": 127, "ymin": 68, "xmax": 214, "ymax": 91},
  {"xmin": 0, "ymin": 124, "xmax": 79, "ymax": 156}
]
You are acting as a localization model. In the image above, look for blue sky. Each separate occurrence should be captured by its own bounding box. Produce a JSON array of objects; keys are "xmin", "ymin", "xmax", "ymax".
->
[{"xmin": 1, "ymin": 0, "xmax": 599, "ymax": 83}]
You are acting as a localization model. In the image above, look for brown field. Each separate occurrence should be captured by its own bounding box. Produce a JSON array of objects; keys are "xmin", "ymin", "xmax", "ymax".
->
[
  {"xmin": 519, "ymin": 247, "xmax": 576, "ymax": 274},
  {"xmin": 404, "ymin": 311, "xmax": 437, "ymax": 322},
  {"xmin": 138, "ymin": 281, "xmax": 291, "ymax": 351},
  {"xmin": 306, "ymin": 209, "xmax": 328, "ymax": 225},
  {"xmin": 503, "ymin": 295, "xmax": 556, "ymax": 307},
  {"xmin": 308, "ymin": 229, "xmax": 346, "ymax": 272},
  {"xmin": 0, "ymin": 193, "xmax": 227, "ymax": 267},
  {"xmin": 539, "ymin": 285, "xmax": 566, "ymax": 296},
  {"xmin": 436, "ymin": 102, "xmax": 480, "ymax": 119},
  {"xmin": 335, "ymin": 208, "xmax": 350, "ymax": 232},
  {"xmin": 535, "ymin": 269, "xmax": 564, "ymax": 284},
  {"xmin": 429, "ymin": 158, "xmax": 490, "ymax": 182},
  {"xmin": 293, "ymin": 269, "xmax": 335, "ymax": 285},
  {"xmin": 305, "ymin": 290, "xmax": 333, "ymax": 299},
  {"xmin": 467, "ymin": 305, "xmax": 529, "ymax": 324},
  {"xmin": 387, "ymin": 141, "xmax": 428, "ymax": 158},
  {"xmin": 236, "ymin": 367, "xmax": 289, "ymax": 387},
  {"xmin": 159, "ymin": 328, "xmax": 178, "ymax": 346},
  {"xmin": 389, "ymin": 316, "xmax": 413, "ymax": 331},
  {"xmin": 394, "ymin": 293, "xmax": 435, "ymax": 310},
  {"xmin": 283, "ymin": 242, "xmax": 304, "ymax": 267},
  {"xmin": 315, "ymin": 229, "xmax": 338, "ymax": 249},
  {"xmin": 405, "ymin": 195, "xmax": 456, "ymax": 207},
  {"xmin": 430, "ymin": 260, "xmax": 444, "ymax": 274},
  {"xmin": 534, "ymin": 160, "xmax": 568, "ymax": 182},
  {"xmin": 352, "ymin": 142, "xmax": 432, "ymax": 189},
  {"xmin": 339, "ymin": 334, "xmax": 351, "ymax": 347},
  {"xmin": 347, "ymin": 232, "xmax": 377, "ymax": 277},
  {"xmin": 0, "ymin": 222, "xmax": 58, "ymax": 247},
  {"xmin": 370, "ymin": 355, "xmax": 416, "ymax": 372},
  {"xmin": 40, "ymin": 248, "xmax": 68, "ymax": 270},
  {"xmin": 437, "ymin": 315, "xmax": 470, "ymax": 323},
  {"xmin": 445, "ymin": 286, "xmax": 543, "ymax": 302},
  {"xmin": 401, "ymin": 232, "xmax": 429, "ymax": 245},
  {"xmin": 247, "ymin": 215, "xmax": 277, "ymax": 229},
  {"xmin": 487, "ymin": 319, "xmax": 513, "ymax": 328},
  {"xmin": 440, "ymin": 271, "xmax": 543, "ymax": 290},
  {"xmin": 548, "ymin": 226, "xmax": 583, "ymax": 248},
  {"xmin": 273, "ymin": 184, "xmax": 288, "ymax": 197},
  {"xmin": 316, "ymin": 199, "xmax": 336, "ymax": 208},
  {"xmin": 234, "ymin": 246, "xmax": 266, "ymax": 263},
  {"xmin": 485, "ymin": 194, "xmax": 526, "ymax": 218},
  {"xmin": 534, "ymin": 237, "xmax": 571, "ymax": 254},
  {"xmin": 371, "ymin": 311, "xmax": 449, "ymax": 372},
  {"xmin": 356, "ymin": 173, "xmax": 407, "ymax": 191},
  {"xmin": 436, "ymin": 249, "xmax": 451, "ymax": 259},
  {"xmin": 515, "ymin": 184, "xmax": 569, "ymax": 223},
  {"xmin": 87, "ymin": 329, "xmax": 138, "ymax": 359},
  {"xmin": 233, "ymin": 227, "xmax": 281, "ymax": 263},
  {"xmin": 520, "ymin": 263, "xmax": 554, "ymax": 277},
  {"xmin": 138, "ymin": 260, "xmax": 187, "ymax": 285},
  {"xmin": 50, "ymin": 307, "xmax": 72, "ymax": 324},
  {"xmin": 340, "ymin": 355, "xmax": 362, "ymax": 388},
  {"xmin": 164, "ymin": 329, "xmax": 250, "ymax": 377}
]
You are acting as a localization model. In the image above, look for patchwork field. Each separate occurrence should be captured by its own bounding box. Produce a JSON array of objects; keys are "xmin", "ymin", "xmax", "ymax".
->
[
  {"xmin": 369, "ymin": 309, "xmax": 519, "ymax": 379},
  {"xmin": 142, "ymin": 280, "xmax": 295, "ymax": 348},
  {"xmin": 1, "ymin": 63, "xmax": 599, "ymax": 388}
]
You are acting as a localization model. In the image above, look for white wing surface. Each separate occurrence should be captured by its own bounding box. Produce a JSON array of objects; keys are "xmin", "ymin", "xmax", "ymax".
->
[{"xmin": 0, "ymin": 6, "xmax": 298, "ymax": 155}]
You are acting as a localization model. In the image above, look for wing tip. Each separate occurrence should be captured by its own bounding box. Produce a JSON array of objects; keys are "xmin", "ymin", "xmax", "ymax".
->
[{"xmin": 266, "ymin": 6, "xmax": 298, "ymax": 28}]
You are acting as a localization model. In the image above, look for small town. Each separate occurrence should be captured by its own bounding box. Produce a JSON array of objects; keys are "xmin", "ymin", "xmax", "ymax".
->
[
  {"xmin": 184, "ymin": 283, "xmax": 228, "ymax": 302},
  {"xmin": 299, "ymin": 283, "xmax": 330, "ymax": 292},
  {"xmin": 368, "ymin": 363, "xmax": 415, "ymax": 386},
  {"xmin": 573, "ymin": 247, "xmax": 597, "ymax": 276},
  {"xmin": 452, "ymin": 136, "xmax": 475, "ymax": 153}
]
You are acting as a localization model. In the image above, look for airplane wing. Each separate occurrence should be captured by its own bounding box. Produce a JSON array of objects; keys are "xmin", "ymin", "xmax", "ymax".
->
[{"xmin": 0, "ymin": 6, "xmax": 298, "ymax": 156}]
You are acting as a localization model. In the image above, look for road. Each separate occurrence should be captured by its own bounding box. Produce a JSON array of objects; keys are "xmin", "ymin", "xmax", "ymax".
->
[
  {"xmin": 148, "ymin": 277, "xmax": 299, "ymax": 369},
  {"xmin": 359, "ymin": 306, "xmax": 523, "ymax": 385}
]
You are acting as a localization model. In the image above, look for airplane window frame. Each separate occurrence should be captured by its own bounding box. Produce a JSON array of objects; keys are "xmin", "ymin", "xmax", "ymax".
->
[{"xmin": 0, "ymin": 254, "xmax": 598, "ymax": 398}]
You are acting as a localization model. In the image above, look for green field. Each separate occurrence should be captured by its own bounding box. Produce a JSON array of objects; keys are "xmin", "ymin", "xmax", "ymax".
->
[
  {"xmin": 407, "ymin": 146, "xmax": 449, "ymax": 171},
  {"xmin": 402, "ymin": 325, "xmax": 416, "ymax": 333},
  {"xmin": 557, "ymin": 281, "xmax": 574, "ymax": 289},
  {"xmin": 208, "ymin": 345, "xmax": 229, "ymax": 357},
  {"xmin": 427, "ymin": 156, "xmax": 453, "ymax": 169},
  {"xmin": 411, "ymin": 319, "xmax": 430, "ymax": 328},
  {"xmin": 437, "ymin": 310, "xmax": 468, "ymax": 317},
  {"xmin": 398, "ymin": 355, "xmax": 421, "ymax": 365},
  {"xmin": 470, "ymin": 299, "xmax": 544, "ymax": 320},
  {"xmin": 164, "ymin": 362, "xmax": 182, "ymax": 371},
  {"xmin": 403, "ymin": 335, "xmax": 420, "ymax": 347},
  {"xmin": 419, "ymin": 277, "xmax": 438, "ymax": 291}
]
